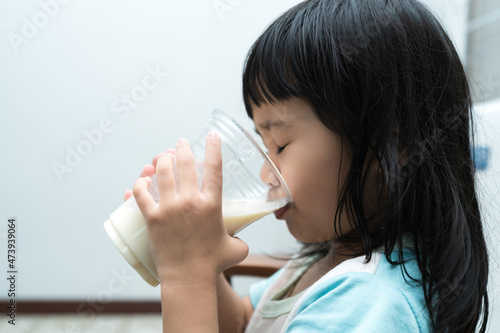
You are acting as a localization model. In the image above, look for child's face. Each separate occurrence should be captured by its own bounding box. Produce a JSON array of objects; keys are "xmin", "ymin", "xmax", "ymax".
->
[{"xmin": 253, "ymin": 97, "xmax": 352, "ymax": 243}]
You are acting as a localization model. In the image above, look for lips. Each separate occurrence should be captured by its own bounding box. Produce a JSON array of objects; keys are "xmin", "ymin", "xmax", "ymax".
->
[{"xmin": 274, "ymin": 204, "xmax": 290, "ymax": 220}]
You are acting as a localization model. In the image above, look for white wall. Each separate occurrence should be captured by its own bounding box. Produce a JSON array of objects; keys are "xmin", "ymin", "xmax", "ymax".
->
[
  {"xmin": 2, "ymin": 1, "xmax": 498, "ymax": 330},
  {"xmin": 0, "ymin": 0, "xmax": 303, "ymax": 302}
]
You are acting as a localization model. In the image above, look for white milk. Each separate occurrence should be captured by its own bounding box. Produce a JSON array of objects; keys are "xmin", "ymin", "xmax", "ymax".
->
[
  {"xmin": 103, "ymin": 199, "xmax": 286, "ymax": 286},
  {"xmin": 222, "ymin": 199, "xmax": 285, "ymax": 235},
  {"xmin": 104, "ymin": 206, "xmax": 158, "ymax": 286}
]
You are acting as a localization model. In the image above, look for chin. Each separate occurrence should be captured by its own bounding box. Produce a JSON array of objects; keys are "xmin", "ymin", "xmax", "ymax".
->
[
  {"xmin": 286, "ymin": 225, "xmax": 314, "ymax": 243},
  {"xmin": 288, "ymin": 226, "xmax": 335, "ymax": 244}
]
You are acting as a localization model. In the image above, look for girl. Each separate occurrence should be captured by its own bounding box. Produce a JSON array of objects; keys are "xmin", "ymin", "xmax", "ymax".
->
[{"xmin": 131, "ymin": 0, "xmax": 489, "ymax": 331}]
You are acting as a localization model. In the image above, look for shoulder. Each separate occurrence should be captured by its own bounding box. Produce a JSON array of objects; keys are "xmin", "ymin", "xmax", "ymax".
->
[
  {"xmin": 285, "ymin": 251, "xmax": 432, "ymax": 333},
  {"xmin": 248, "ymin": 255, "xmax": 311, "ymax": 309}
]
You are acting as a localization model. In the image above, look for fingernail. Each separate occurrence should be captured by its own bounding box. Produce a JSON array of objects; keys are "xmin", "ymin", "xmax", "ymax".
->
[
  {"xmin": 207, "ymin": 131, "xmax": 219, "ymax": 138},
  {"xmin": 177, "ymin": 138, "xmax": 188, "ymax": 146},
  {"xmin": 157, "ymin": 152, "xmax": 167, "ymax": 159}
]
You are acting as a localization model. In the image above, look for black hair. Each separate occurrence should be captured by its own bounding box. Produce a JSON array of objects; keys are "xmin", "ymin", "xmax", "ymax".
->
[{"xmin": 242, "ymin": 0, "xmax": 489, "ymax": 332}]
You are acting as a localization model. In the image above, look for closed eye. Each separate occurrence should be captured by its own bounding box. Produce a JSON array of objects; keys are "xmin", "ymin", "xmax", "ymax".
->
[{"xmin": 277, "ymin": 145, "xmax": 287, "ymax": 154}]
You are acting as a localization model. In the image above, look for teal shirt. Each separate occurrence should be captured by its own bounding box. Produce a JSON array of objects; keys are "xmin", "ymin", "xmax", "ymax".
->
[{"xmin": 248, "ymin": 249, "xmax": 432, "ymax": 332}]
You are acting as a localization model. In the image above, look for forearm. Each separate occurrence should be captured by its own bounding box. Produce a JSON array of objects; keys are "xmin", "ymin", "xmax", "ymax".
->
[
  {"xmin": 217, "ymin": 274, "xmax": 253, "ymax": 333},
  {"xmin": 161, "ymin": 282, "xmax": 219, "ymax": 333}
]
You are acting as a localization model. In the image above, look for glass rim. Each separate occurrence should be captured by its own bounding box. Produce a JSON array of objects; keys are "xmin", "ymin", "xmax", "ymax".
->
[{"xmin": 211, "ymin": 108, "xmax": 293, "ymax": 204}]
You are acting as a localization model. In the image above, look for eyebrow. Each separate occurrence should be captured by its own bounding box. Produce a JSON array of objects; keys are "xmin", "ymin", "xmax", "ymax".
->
[{"xmin": 254, "ymin": 120, "xmax": 289, "ymax": 137}]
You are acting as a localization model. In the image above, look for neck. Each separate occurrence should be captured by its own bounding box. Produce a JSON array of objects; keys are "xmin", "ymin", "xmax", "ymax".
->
[{"xmin": 319, "ymin": 242, "xmax": 360, "ymax": 272}]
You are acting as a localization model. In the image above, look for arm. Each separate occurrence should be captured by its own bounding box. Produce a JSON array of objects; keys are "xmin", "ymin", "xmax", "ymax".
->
[
  {"xmin": 133, "ymin": 133, "xmax": 249, "ymax": 333},
  {"xmin": 160, "ymin": 280, "xmax": 219, "ymax": 332},
  {"xmin": 159, "ymin": 273, "xmax": 253, "ymax": 333},
  {"xmin": 217, "ymin": 274, "xmax": 254, "ymax": 333},
  {"xmin": 118, "ymin": 213, "xmax": 253, "ymax": 331}
]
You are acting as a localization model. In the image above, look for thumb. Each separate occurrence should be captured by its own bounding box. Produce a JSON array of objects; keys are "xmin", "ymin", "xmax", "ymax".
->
[
  {"xmin": 220, "ymin": 237, "xmax": 249, "ymax": 271},
  {"xmin": 124, "ymin": 189, "xmax": 133, "ymax": 202}
]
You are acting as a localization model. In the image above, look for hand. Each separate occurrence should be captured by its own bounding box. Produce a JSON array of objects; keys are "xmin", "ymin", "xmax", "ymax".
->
[
  {"xmin": 123, "ymin": 149, "xmax": 176, "ymax": 201},
  {"xmin": 132, "ymin": 132, "xmax": 249, "ymax": 286}
]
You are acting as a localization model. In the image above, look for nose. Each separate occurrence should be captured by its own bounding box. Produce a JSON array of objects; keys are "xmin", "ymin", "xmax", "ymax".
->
[
  {"xmin": 260, "ymin": 161, "xmax": 280, "ymax": 188},
  {"xmin": 260, "ymin": 160, "xmax": 291, "ymax": 203}
]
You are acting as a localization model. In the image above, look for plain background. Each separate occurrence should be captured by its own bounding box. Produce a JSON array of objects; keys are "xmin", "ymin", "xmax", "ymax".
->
[{"xmin": 1, "ymin": 0, "xmax": 499, "ymax": 331}]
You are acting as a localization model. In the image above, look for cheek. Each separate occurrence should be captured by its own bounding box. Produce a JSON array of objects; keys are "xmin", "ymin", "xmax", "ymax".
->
[
  {"xmin": 299, "ymin": 147, "xmax": 342, "ymax": 195},
  {"xmin": 285, "ymin": 145, "xmax": 346, "ymax": 238},
  {"xmin": 285, "ymin": 150, "xmax": 341, "ymax": 213}
]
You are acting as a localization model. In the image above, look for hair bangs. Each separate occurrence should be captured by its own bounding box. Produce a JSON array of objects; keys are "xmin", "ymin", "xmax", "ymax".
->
[{"xmin": 242, "ymin": 5, "xmax": 312, "ymax": 118}]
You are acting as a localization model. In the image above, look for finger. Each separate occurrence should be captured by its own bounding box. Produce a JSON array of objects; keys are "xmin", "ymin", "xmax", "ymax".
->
[
  {"xmin": 175, "ymin": 138, "xmax": 198, "ymax": 194},
  {"xmin": 124, "ymin": 189, "xmax": 133, "ymax": 202},
  {"xmin": 140, "ymin": 164, "xmax": 155, "ymax": 178},
  {"xmin": 133, "ymin": 177, "xmax": 156, "ymax": 217},
  {"xmin": 202, "ymin": 131, "xmax": 223, "ymax": 199},
  {"xmin": 220, "ymin": 237, "xmax": 249, "ymax": 272},
  {"xmin": 153, "ymin": 149, "xmax": 176, "ymax": 169},
  {"xmin": 155, "ymin": 152, "xmax": 177, "ymax": 202}
]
